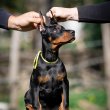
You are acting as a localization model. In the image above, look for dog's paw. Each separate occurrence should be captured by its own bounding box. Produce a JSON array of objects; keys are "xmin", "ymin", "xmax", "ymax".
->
[{"xmin": 26, "ymin": 104, "xmax": 34, "ymax": 110}]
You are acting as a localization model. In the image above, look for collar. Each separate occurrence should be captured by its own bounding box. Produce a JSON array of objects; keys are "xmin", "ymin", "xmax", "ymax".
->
[
  {"xmin": 40, "ymin": 51, "xmax": 58, "ymax": 64},
  {"xmin": 33, "ymin": 50, "xmax": 58, "ymax": 69}
]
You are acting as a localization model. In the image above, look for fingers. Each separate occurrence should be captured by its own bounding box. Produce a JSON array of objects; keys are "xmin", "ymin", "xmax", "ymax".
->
[
  {"xmin": 28, "ymin": 11, "xmax": 45, "ymax": 24},
  {"xmin": 46, "ymin": 7, "xmax": 68, "ymax": 22},
  {"xmin": 46, "ymin": 7, "xmax": 58, "ymax": 18},
  {"xmin": 46, "ymin": 7, "xmax": 65, "ymax": 18}
]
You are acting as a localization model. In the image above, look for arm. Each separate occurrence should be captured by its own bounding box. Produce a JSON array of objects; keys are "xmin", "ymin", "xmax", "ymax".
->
[
  {"xmin": 0, "ymin": 9, "xmax": 43, "ymax": 31},
  {"xmin": 47, "ymin": 1, "xmax": 110, "ymax": 23},
  {"xmin": 8, "ymin": 11, "xmax": 42, "ymax": 31},
  {"xmin": 78, "ymin": 1, "xmax": 110, "ymax": 23}
]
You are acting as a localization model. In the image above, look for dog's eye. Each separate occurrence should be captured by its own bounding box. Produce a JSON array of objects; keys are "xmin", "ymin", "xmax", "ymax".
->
[{"xmin": 53, "ymin": 30, "xmax": 57, "ymax": 33}]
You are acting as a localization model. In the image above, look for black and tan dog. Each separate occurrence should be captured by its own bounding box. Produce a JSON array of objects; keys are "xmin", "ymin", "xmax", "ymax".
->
[{"xmin": 24, "ymin": 12, "xmax": 75, "ymax": 110}]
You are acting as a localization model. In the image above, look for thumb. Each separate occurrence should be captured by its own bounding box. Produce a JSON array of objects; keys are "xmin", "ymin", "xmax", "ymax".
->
[{"xmin": 46, "ymin": 11, "xmax": 52, "ymax": 18}]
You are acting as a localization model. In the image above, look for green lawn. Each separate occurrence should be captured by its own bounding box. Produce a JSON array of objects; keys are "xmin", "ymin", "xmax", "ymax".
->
[{"xmin": 69, "ymin": 88, "xmax": 107, "ymax": 110}]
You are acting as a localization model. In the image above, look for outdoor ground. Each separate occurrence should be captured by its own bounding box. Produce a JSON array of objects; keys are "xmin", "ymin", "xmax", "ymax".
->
[{"xmin": 18, "ymin": 88, "xmax": 107, "ymax": 110}]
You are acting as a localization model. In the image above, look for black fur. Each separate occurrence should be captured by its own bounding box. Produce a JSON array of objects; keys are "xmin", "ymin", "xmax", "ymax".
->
[{"xmin": 24, "ymin": 15, "xmax": 75, "ymax": 110}]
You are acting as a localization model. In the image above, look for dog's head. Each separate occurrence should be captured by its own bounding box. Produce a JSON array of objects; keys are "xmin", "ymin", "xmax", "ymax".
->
[{"xmin": 40, "ymin": 11, "xmax": 75, "ymax": 50}]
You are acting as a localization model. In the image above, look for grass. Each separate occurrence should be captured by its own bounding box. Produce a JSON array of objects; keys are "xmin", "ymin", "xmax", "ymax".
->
[
  {"xmin": 69, "ymin": 88, "xmax": 107, "ymax": 110},
  {"xmin": 18, "ymin": 94, "xmax": 25, "ymax": 110}
]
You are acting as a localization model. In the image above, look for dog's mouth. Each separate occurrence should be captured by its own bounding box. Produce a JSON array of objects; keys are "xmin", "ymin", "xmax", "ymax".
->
[
  {"xmin": 52, "ymin": 36, "xmax": 75, "ymax": 46},
  {"xmin": 68, "ymin": 37, "xmax": 75, "ymax": 43}
]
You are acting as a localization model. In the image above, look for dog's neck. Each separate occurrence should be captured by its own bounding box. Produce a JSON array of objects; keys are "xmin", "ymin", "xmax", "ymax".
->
[{"xmin": 41, "ymin": 39, "xmax": 59, "ymax": 62}]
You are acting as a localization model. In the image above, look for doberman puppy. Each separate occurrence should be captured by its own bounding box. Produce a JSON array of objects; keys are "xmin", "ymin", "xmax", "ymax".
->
[{"xmin": 24, "ymin": 11, "xmax": 75, "ymax": 110}]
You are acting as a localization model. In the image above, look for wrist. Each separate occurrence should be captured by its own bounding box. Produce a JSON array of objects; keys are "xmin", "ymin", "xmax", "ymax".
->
[
  {"xmin": 8, "ymin": 15, "xmax": 21, "ymax": 30},
  {"xmin": 67, "ymin": 8, "xmax": 79, "ymax": 21}
]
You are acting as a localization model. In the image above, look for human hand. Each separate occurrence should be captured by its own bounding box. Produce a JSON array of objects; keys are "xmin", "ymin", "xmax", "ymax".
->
[
  {"xmin": 8, "ymin": 11, "xmax": 45, "ymax": 31},
  {"xmin": 46, "ymin": 7, "xmax": 78, "ymax": 22}
]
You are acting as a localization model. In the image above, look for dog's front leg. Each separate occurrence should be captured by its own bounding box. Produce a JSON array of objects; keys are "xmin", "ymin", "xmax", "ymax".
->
[
  {"xmin": 31, "ymin": 86, "xmax": 40, "ymax": 110},
  {"xmin": 62, "ymin": 76, "xmax": 69, "ymax": 110}
]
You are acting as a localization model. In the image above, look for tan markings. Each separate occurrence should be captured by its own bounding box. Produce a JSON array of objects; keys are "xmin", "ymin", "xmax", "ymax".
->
[
  {"xmin": 52, "ymin": 32, "xmax": 72, "ymax": 44},
  {"xmin": 48, "ymin": 37, "xmax": 52, "ymax": 41},
  {"xmin": 52, "ymin": 44, "xmax": 57, "ymax": 50},
  {"xmin": 38, "ymin": 75, "xmax": 50, "ymax": 83},
  {"xmin": 26, "ymin": 99, "xmax": 42, "ymax": 110},
  {"xmin": 59, "ymin": 102, "xmax": 63, "ymax": 110},
  {"xmin": 39, "ymin": 103, "xmax": 42, "ymax": 110},
  {"xmin": 26, "ymin": 104, "xmax": 34, "ymax": 110},
  {"xmin": 59, "ymin": 94, "xmax": 64, "ymax": 110},
  {"xmin": 56, "ymin": 74, "xmax": 65, "ymax": 81}
]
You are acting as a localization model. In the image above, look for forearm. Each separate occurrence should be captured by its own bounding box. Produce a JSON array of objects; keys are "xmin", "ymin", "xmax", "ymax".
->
[
  {"xmin": 8, "ymin": 15, "xmax": 21, "ymax": 30},
  {"xmin": 8, "ymin": 11, "xmax": 42, "ymax": 31},
  {"xmin": 66, "ymin": 7, "xmax": 79, "ymax": 21},
  {"xmin": 0, "ymin": 9, "xmax": 20, "ymax": 30}
]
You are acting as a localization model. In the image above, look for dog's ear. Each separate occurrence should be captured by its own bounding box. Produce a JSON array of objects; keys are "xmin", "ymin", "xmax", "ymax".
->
[
  {"xmin": 39, "ymin": 11, "xmax": 46, "ymax": 30},
  {"xmin": 50, "ymin": 10, "xmax": 58, "ymax": 25}
]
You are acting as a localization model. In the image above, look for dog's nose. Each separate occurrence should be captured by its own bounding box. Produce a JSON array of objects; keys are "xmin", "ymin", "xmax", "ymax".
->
[
  {"xmin": 70, "ymin": 30, "xmax": 75, "ymax": 36},
  {"xmin": 66, "ymin": 30, "xmax": 75, "ymax": 36}
]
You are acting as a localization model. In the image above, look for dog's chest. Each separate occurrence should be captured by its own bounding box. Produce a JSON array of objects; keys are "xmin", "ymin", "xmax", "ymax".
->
[
  {"xmin": 38, "ymin": 69, "xmax": 65, "ymax": 94},
  {"xmin": 38, "ymin": 67, "xmax": 65, "ymax": 84},
  {"xmin": 36, "ymin": 61, "xmax": 66, "ymax": 90}
]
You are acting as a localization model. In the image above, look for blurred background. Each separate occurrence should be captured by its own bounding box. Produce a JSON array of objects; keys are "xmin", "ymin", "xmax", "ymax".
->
[{"xmin": 0, "ymin": 0, "xmax": 110, "ymax": 110}]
